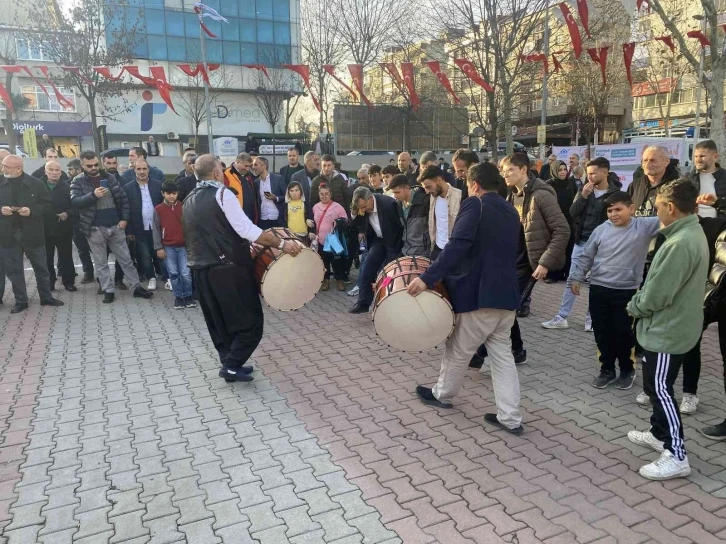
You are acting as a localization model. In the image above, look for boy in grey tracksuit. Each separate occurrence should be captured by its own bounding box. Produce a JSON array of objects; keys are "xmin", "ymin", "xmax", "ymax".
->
[{"xmin": 569, "ymin": 191, "xmax": 660, "ymax": 389}]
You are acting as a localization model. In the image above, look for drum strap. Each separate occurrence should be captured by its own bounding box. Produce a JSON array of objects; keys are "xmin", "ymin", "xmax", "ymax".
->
[{"xmin": 318, "ymin": 203, "xmax": 333, "ymax": 232}]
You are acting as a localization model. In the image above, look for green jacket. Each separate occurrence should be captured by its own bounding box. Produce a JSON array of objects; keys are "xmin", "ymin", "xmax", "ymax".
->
[{"xmin": 627, "ymin": 214, "xmax": 709, "ymax": 355}]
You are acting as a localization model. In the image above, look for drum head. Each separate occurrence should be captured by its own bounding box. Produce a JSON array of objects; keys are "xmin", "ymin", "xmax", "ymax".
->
[
  {"xmin": 260, "ymin": 247, "xmax": 325, "ymax": 311},
  {"xmin": 373, "ymin": 290, "xmax": 455, "ymax": 352}
]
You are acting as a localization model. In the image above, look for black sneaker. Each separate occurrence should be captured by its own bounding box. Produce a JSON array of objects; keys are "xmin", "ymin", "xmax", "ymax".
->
[
  {"xmin": 701, "ymin": 421, "xmax": 726, "ymax": 441},
  {"xmin": 81, "ymin": 274, "xmax": 94, "ymax": 284},
  {"xmin": 615, "ymin": 370, "xmax": 636, "ymax": 390},
  {"xmin": 516, "ymin": 307, "xmax": 530, "ymax": 318},
  {"xmin": 174, "ymin": 297, "xmax": 185, "ymax": 309},
  {"xmin": 40, "ymin": 298, "xmax": 64, "ymax": 307},
  {"xmin": 469, "ymin": 353, "xmax": 485, "ymax": 369},
  {"xmin": 484, "ymin": 413, "xmax": 524, "ymax": 435},
  {"xmin": 115, "ymin": 281, "xmax": 128, "ymax": 290},
  {"xmin": 513, "ymin": 349, "xmax": 527, "ymax": 365},
  {"xmin": 133, "ymin": 286, "xmax": 154, "ymax": 299},
  {"xmin": 184, "ymin": 297, "xmax": 197, "ymax": 308},
  {"xmin": 592, "ymin": 370, "xmax": 617, "ymax": 389},
  {"xmin": 103, "ymin": 293, "xmax": 115, "ymax": 304},
  {"xmin": 64, "ymin": 285, "xmax": 78, "ymax": 292},
  {"xmin": 415, "ymin": 385, "xmax": 453, "ymax": 409},
  {"xmin": 219, "ymin": 367, "xmax": 253, "ymax": 382}
]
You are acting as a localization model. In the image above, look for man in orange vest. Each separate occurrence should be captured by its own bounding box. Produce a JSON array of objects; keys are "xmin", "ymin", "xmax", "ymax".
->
[{"xmin": 224, "ymin": 152, "xmax": 260, "ymax": 224}]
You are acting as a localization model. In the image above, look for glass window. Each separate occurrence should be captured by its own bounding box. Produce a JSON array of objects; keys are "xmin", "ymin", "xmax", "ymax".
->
[
  {"xmin": 275, "ymin": 45, "xmax": 291, "ymax": 65},
  {"xmin": 144, "ymin": 0, "xmax": 164, "ymax": 5},
  {"xmin": 185, "ymin": 12, "xmax": 200, "ymax": 38},
  {"xmin": 256, "ymin": 0, "xmax": 273, "ymax": 18},
  {"xmin": 240, "ymin": 0, "xmax": 255, "ymax": 17},
  {"xmin": 203, "ymin": 19, "xmax": 221, "ymax": 39},
  {"xmin": 240, "ymin": 19, "xmax": 256, "ymax": 42},
  {"xmin": 206, "ymin": 40, "xmax": 223, "ymax": 64},
  {"xmin": 274, "ymin": 23, "xmax": 290, "ymax": 45},
  {"xmin": 133, "ymin": 35, "xmax": 148, "ymax": 58},
  {"xmin": 221, "ymin": 0, "xmax": 239, "ymax": 16},
  {"xmin": 166, "ymin": 37, "xmax": 186, "ymax": 61},
  {"xmin": 165, "ymin": 10, "xmax": 185, "ymax": 36},
  {"xmin": 147, "ymin": 35, "xmax": 167, "ymax": 60},
  {"xmin": 273, "ymin": 0, "xmax": 290, "ymax": 20},
  {"xmin": 223, "ymin": 41, "xmax": 241, "ymax": 64},
  {"xmin": 258, "ymin": 44, "xmax": 275, "ymax": 65},
  {"xmin": 257, "ymin": 21, "xmax": 274, "ymax": 43},
  {"xmin": 186, "ymin": 38, "xmax": 202, "ymax": 62},
  {"xmin": 21, "ymin": 85, "xmax": 76, "ymax": 112},
  {"xmin": 16, "ymin": 39, "xmax": 50, "ymax": 61},
  {"xmin": 241, "ymin": 42, "xmax": 257, "ymax": 63},
  {"xmin": 146, "ymin": 9, "xmax": 165, "ymax": 34},
  {"xmin": 222, "ymin": 17, "xmax": 240, "ymax": 41}
]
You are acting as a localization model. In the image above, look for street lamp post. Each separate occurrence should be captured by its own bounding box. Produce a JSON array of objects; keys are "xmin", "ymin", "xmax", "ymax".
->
[
  {"xmin": 693, "ymin": 14, "xmax": 706, "ymax": 139},
  {"xmin": 539, "ymin": 5, "xmax": 550, "ymax": 161}
]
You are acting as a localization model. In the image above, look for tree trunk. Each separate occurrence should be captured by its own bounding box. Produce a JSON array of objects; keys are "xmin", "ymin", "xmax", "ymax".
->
[
  {"xmin": 88, "ymin": 91, "xmax": 100, "ymax": 152},
  {"xmin": 272, "ymin": 127, "xmax": 276, "ymax": 172},
  {"xmin": 708, "ymin": 62, "xmax": 725, "ymax": 150}
]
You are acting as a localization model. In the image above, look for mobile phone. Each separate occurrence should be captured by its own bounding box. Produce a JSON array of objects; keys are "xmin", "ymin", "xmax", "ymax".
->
[
  {"xmin": 100, "ymin": 179, "xmax": 108, "ymax": 188},
  {"xmin": 264, "ymin": 191, "xmax": 273, "ymax": 197}
]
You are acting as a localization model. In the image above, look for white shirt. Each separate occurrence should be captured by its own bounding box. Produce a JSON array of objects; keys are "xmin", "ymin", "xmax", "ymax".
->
[
  {"xmin": 258, "ymin": 174, "xmax": 279, "ymax": 221},
  {"xmin": 368, "ymin": 197, "xmax": 383, "ymax": 238},
  {"xmin": 138, "ymin": 182, "xmax": 154, "ymax": 230},
  {"xmin": 214, "ymin": 185, "xmax": 263, "ymax": 242},
  {"xmin": 698, "ymin": 172, "xmax": 718, "ymax": 218},
  {"xmin": 434, "ymin": 196, "xmax": 449, "ymax": 249},
  {"xmin": 593, "ymin": 188, "xmax": 607, "ymax": 199}
]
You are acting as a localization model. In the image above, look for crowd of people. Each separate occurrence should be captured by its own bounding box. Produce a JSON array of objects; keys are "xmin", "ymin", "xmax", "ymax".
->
[{"xmin": 2, "ymin": 140, "xmax": 726, "ymax": 483}]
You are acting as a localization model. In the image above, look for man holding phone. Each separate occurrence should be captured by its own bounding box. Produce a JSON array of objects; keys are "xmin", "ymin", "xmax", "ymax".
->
[
  {"xmin": 0, "ymin": 155, "xmax": 64, "ymax": 313},
  {"xmin": 70, "ymin": 151, "xmax": 153, "ymax": 303},
  {"xmin": 251, "ymin": 156, "xmax": 286, "ymax": 229}
]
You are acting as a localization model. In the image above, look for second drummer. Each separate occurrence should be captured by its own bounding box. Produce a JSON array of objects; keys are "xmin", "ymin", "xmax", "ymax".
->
[
  {"xmin": 407, "ymin": 162, "xmax": 525, "ymax": 434},
  {"xmin": 182, "ymin": 154, "xmax": 301, "ymax": 382}
]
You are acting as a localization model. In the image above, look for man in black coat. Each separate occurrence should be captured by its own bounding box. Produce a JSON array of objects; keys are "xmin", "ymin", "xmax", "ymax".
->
[
  {"xmin": 41, "ymin": 161, "xmax": 76, "ymax": 292},
  {"xmin": 0, "ymin": 155, "xmax": 64, "ymax": 313},
  {"xmin": 31, "ymin": 147, "xmax": 68, "ymax": 181},
  {"xmin": 289, "ymin": 151, "xmax": 320, "ymax": 204},
  {"xmin": 349, "ymin": 187, "xmax": 403, "ymax": 313},
  {"xmin": 280, "ymin": 148, "xmax": 304, "ymax": 185}
]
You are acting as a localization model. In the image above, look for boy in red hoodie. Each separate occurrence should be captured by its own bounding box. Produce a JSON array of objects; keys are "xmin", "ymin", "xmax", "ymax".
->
[{"xmin": 153, "ymin": 181, "xmax": 196, "ymax": 309}]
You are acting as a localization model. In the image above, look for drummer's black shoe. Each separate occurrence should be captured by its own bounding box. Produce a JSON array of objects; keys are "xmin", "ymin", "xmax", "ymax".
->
[
  {"xmin": 484, "ymin": 413, "xmax": 524, "ymax": 435},
  {"xmin": 469, "ymin": 353, "xmax": 485, "ymax": 369},
  {"xmin": 349, "ymin": 302, "xmax": 369, "ymax": 314},
  {"xmin": 416, "ymin": 386, "xmax": 453, "ymax": 409},
  {"xmin": 516, "ymin": 307, "xmax": 530, "ymax": 318},
  {"xmin": 513, "ymin": 349, "xmax": 527, "ymax": 365},
  {"xmin": 219, "ymin": 367, "xmax": 254, "ymax": 383}
]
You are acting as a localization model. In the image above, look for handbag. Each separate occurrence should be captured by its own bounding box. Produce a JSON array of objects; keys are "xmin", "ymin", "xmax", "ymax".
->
[{"xmin": 324, "ymin": 229, "xmax": 345, "ymax": 255}]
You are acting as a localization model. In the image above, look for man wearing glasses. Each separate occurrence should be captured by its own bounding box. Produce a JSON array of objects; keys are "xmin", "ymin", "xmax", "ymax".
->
[{"xmin": 0, "ymin": 154, "xmax": 64, "ymax": 313}]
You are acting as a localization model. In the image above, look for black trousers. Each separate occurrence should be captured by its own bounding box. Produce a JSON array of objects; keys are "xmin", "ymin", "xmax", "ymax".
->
[
  {"xmin": 0, "ymin": 233, "xmax": 53, "ymax": 304},
  {"xmin": 45, "ymin": 231, "xmax": 75, "ymax": 287},
  {"xmin": 258, "ymin": 218, "xmax": 282, "ymax": 230},
  {"xmin": 193, "ymin": 262, "xmax": 263, "ymax": 369},
  {"xmin": 478, "ymin": 273, "xmax": 531, "ymax": 357},
  {"xmin": 589, "ymin": 285, "xmax": 636, "ymax": 374},
  {"xmin": 642, "ymin": 350, "xmax": 687, "ymax": 461},
  {"xmin": 319, "ymin": 247, "xmax": 346, "ymax": 280},
  {"xmin": 357, "ymin": 238, "xmax": 398, "ymax": 307},
  {"xmin": 73, "ymin": 224, "xmax": 94, "ymax": 277}
]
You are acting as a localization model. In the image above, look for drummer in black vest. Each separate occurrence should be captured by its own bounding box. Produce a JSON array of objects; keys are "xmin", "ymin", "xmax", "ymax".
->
[{"xmin": 182, "ymin": 155, "xmax": 301, "ymax": 382}]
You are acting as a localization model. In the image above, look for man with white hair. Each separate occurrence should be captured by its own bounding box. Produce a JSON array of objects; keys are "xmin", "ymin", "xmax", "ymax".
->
[
  {"xmin": 628, "ymin": 146, "xmax": 680, "ymax": 218},
  {"xmin": 41, "ymin": 160, "xmax": 76, "ymax": 292},
  {"xmin": 175, "ymin": 150, "xmax": 198, "ymax": 182}
]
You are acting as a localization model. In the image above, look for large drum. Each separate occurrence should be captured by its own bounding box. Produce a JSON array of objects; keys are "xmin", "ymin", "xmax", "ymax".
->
[
  {"xmin": 372, "ymin": 256, "xmax": 455, "ymax": 352},
  {"xmin": 250, "ymin": 227, "xmax": 325, "ymax": 311}
]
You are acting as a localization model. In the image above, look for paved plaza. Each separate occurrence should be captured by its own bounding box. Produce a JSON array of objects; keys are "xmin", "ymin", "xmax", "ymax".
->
[{"xmin": 2, "ymin": 264, "xmax": 726, "ymax": 544}]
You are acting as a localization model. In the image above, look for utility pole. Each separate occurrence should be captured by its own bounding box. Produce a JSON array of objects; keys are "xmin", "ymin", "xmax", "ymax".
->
[
  {"xmin": 539, "ymin": 4, "xmax": 550, "ymax": 161},
  {"xmin": 199, "ymin": 29, "xmax": 215, "ymax": 154},
  {"xmin": 693, "ymin": 14, "xmax": 706, "ymax": 139}
]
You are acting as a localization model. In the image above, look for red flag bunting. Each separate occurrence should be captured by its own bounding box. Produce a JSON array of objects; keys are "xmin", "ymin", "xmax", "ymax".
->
[
  {"xmin": 552, "ymin": 55, "xmax": 563, "ymax": 73},
  {"xmin": 654, "ymin": 36, "xmax": 676, "ymax": 52},
  {"xmin": 379, "ymin": 62, "xmax": 405, "ymax": 94},
  {"xmin": 19, "ymin": 66, "xmax": 53, "ymax": 102},
  {"xmin": 622, "ymin": 42, "xmax": 636, "ymax": 88},
  {"xmin": 557, "ymin": 3, "xmax": 582, "ymax": 59},
  {"xmin": 37, "ymin": 66, "xmax": 75, "ymax": 110},
  {"xmin": 636, "ymin": 0, "xmax": 650, "ymax": 12},
  {"xmin": 61, "ymin": 66, "xmax": 95, "ymax": 87},
  {"xmin": 281, "ymin": 64, "xmax": 321, "ymax": 112},
  {"xmin": 0, "ymin": 65, "xmax": 21, "ymax": 73},
  {"xmin": 423, "ymin": 61, "xmax": 460, "ymax": 104},
  {"xmin": 322, "ymin": 65, "xmax": 357, "ymax": 101},
  {"xmin": 519, "ymin": 53, "xmax": 549, "ymax": 75},
  {"xmin": 124, "ymin": 66, "xmax": 156, "ymax": 86},
  {"xmin": 0, "ymin": 82, "xmax": 13, "ymax": 114},
  {"xmin": 93, "ymin": 66, "xmax": 127, "ymax": 81},
  {"xmin": 177, "ymin": 63, "xmax": 220, "ymax": 86},
  {"xmin": 348, "ymin": 64, "xmax": 372, "ymax": 106},
  {"xmin": 453, "ymin": 58, "xmax": 494, "ymax": 93},
  {"xmin": 687, "ymin": 30, "xmax": 711, "ymax": 48},
  {"xmin": 150, "ymin": 66, "xmax": 177, "ymax": 114},
  {"xmin": 193, "ymin": 5, "xmax": 219, "ymax": 39},
  {"xmin": 576, "ymin": 0, "xmax": 592, "ymax": 38},
  {"xmin": 587, "ymin": 46, "xmax": 610, "ymax": 86},
  {"xmin": 400, "ymin": 62, "xmax": 421, "ymax": 110},
  {"xmin": 242, "ymin": 64, "xmax": 270, "ymax": 80}
]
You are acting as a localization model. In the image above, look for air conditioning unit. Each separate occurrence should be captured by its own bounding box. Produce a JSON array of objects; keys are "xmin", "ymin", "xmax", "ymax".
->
[{"xmin": 167, "ymin": 131, "xmax": 180, "ymax": 140}]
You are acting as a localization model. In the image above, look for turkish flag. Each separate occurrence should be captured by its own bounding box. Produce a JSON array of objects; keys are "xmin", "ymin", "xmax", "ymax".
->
[
  {"xmin": 453, "ymin": 59, "xmax": 494, "ymax": 93},
  {"xmin": 93, "ymin": 66, "xmax": 127, "ymax": 81},
  {"xmin": 242, "ymin": 64, "xmax": 270, "ymax": 80},
  {"xmin": 520, "ymin": 53, "xmax": 548, "ymax": 75},
  {"xmin": 654, "ymin": 36, "xmax": 676, "ymax": 52},
  {"xmin": 687, "ymin": 30, "xmax": 711, "ymax": 48},
  {"xmin": 282, "ymin": 64, "xmax": 321, "ymax": 112},
  {"xmin": 587, "ymin": 47, "xmax": 610, "ymax": 86},
  {"xmin": 557, "ymin": 3, "xmax": 582, "ymax": 59},
  {"xmin": 0, "ymin": 82, "xmax": 13, "ymax": 114},
  {"xmin": 622, "ymin": 42, "xmax": 636, "ymax": 88},
  {"xmin": 576, "ymin": 0, "xmax": 591, "ymax": 38},
  {"xmin": 37, "ymin": 66, "xmax": 75, "ymax": 110},
  {"xmin": 379, "ymin": 62, "xmax": 405, "ymax": 94},
  {"xmin": 400, "ymin": 62, "xmax": 420, "ymax": 110},
  {"xmin": 424, "ymin": 61, "xmax": 460, "ymax": 104},
  {"xmin": 348, "ymin": 64, "xmax": 372, "ymax": 106},
  {"xmin": 322, "ymin": 65, "xmax": 357, "ymax": 101}
]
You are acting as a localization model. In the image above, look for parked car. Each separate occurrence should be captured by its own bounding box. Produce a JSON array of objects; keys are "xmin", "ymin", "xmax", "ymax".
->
[
  {"xmin": 347, "ymin": 150, "xmax": 396, "ymax": 156},
  {"xmin": 102, "ymin": 147, "xmax": 131, "ymax": 158},
  {"xmin": 0, "ymin": 145, "xmax": 29, "ymax": 158}
]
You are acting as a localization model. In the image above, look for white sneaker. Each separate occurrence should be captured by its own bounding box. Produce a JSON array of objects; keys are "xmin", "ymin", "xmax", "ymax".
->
[
  {"xmin": 347, "ymin": 285, "xmax": 359, "ymax": 297},
  {"xmin": 147, "ymin": 278, "xmax": 157, "ymax": 291},
  {"xmin": 627, "ymin": 429, "xmax": 665, "ymax": 452},
  {"xmin": 636, "ymin": 390, "xmax": 649, "ymax": 405},
  {"xmin": 165, "ymin": 279, "xmax": 172, "ymax": 290},
  {"xmin": 541, "ymin": 315, "xmax": 569, "ymax": 329},
  {"xmin": 639, "ymin": 450, "xmax": 691, "ymax": 480},
  {"xmin": 584, "ymin": 314, "xmax": 593, "ymax": 332},
  {"xmin": 680, "ymin": 394, "xmax": 699, "ymax": 415}
]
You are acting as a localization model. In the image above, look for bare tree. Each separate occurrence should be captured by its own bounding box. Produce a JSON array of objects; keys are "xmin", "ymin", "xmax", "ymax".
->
[
  {"xmin": 253, "ymin": 70, "xmax": 293, "ymax": 170},
  {"xmin": 26, "ymin": 0, "xmax": 143, "ymax": 150},
  {"xmin": 301, "ymin": 0, "xmax": 348, "ymax": 133},
  {"xmin": 647, "ymin": 0, "xmax": 725, "ymax": 149}
]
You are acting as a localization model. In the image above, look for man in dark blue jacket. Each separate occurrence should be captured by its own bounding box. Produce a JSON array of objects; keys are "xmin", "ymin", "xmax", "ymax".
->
[
  {"xmin": 407, "ymin": 162, "xmax": 524, "ymax": 434},
  {"xmin": 123, "ymin": 159, "xmax": 163, "ymax": 290}
]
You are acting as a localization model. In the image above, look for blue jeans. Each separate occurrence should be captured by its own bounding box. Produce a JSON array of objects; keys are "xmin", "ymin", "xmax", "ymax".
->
[
  {"xmin": 557, "ymin": 242, "xmax": 590, "ymax": 319},
  {"xmin": 164, "ymin": 246, "xmax": 192, "ymax": 298}
]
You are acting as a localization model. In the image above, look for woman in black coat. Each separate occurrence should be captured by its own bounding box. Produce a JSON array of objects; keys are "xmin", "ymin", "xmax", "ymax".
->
[{"xmin": 545, "ymin": 160, "xmax": 576, "ymax": 283}]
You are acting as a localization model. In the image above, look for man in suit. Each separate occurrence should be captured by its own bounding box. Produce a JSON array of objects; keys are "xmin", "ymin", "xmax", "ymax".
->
[
  {"xmin": 175, "ymin": 150, "xmax": 198, "ymax": 183},
  {"xmin": 123, "ymin": 159, "xmax": 164, "ymax": 290},
  {"xmin": 251, "ymin": 156, "xmax": 286, "ymax": 229},
  {"xmin": 349, "ymin": 187, "xmax": 403, "ymax": 314},
  {"xmin": 289, "ymin": 151, "xmax": 320, "ymax": 204}
]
